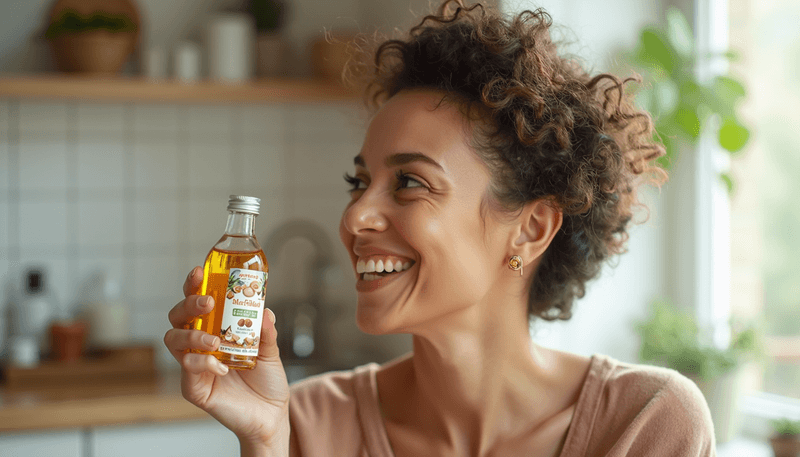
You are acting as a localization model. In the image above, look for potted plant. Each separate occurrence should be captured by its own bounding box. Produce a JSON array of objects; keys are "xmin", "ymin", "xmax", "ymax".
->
[
  {"xmin": 624, "ymin": 8, "xmax": 749, "ymax": 193},
  {"xmin": 247, "ymin": 0, "xmax": 289, "ymax": 77},
  {"xmin": 771, "ymin": 418, "xmax": 800, "ymax": 457},
  {"xmin": 44, "ymin": 0, "xmax": 140, "ymax": 75},
  {"xmin": 636, "ymin": 299, "xmax": 762, "ymax": 443}
]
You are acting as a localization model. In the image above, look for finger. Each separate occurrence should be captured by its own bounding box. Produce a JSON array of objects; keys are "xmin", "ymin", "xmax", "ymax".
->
[
  {"xmin": 183, "ymin": 266, "xmax": 203, "ymax": 297},
  {"xmin": 168, "ymin": 295, "xmax": 215, "ymax": 329},
  {"xmin": 257, "ymin": 308, "xmax": 281, "ymax": 361},
  {"xmin": 163, "ymin": 328, "xmax": 220, "ymax": 359},
  {"xmin": 182, "ymin": 352, "xmax": 229, "ymax": 376}
]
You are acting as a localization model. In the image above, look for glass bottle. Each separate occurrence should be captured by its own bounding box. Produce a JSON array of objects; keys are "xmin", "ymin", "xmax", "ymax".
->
[{"xmin": 188, "ymin": 195, "xmax": 269, "ymax": 370}]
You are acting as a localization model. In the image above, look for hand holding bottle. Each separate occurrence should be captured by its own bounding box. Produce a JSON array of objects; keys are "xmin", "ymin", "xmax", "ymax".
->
[{"xmin": 163, "ymin": 266, "xmax": 290, "ymax": 454}]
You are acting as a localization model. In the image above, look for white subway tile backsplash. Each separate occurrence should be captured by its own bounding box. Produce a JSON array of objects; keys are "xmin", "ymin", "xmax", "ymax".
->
[
  {"xmin": 240, "ymin": 142, "xmax": 285, "ymax": 189},
  {"xmin": 185, "ymin": 105, "xmax": 232, "ymax": 135},
  {"xmin": 188, "ymin": 196, "xmax": 225, "ymax": 246},
  {"xmin": 18, "ymin": 199, "xmax": 69, "ymax": 249},
  {"xmin": 0, "ymin": 196, "xmax": 11, "ymax": 258},
  {"xmin": 134, "ymin": 198, "xmax": 180, "ymax": 246},
  {"xmin": 77, "ymin": 138, "xmax": 125, "ymax": 191},
  {"xmin": 78, "ymin": 199, "xmax": 124, "ymax": 248},
  {"xmin": 0, "ymin": 199, "xmax": 8, "ymax": 258},
  {"xmin": 133, "ymin": 104, "xmax": 179, "ymax": 133},
  {"xmin": 75, "ymin": 253, "xmax": 126, "ymax": 298},
  {"xmin": 2, "ymin": 99, "xmax": 379, "ymax": 361},
  {"xmin": 18, "ymin": 140, "xmax": 68, "ymax": 191},
  {"xmin": 237, "ymin": 105, "xmax": 287, "ymax": 141},
  {"xmin": 0, "ymin": 140, "xmax": 8, "ymax": 196},
  {"xmin": 288, "ymin": 104, "xmax": 366, "ymax": 143},
  {"xmin": 133, "ymin": 251, "xmax": 183, "ymax": 302},
  {"xmin": 134, "ymin": 139, "xmax": 180, "ymax": 191},
  {"xmin": 288, "ymin": 140, "xmax": 357, "ymax": 190},
  {"xmin": 76, "ymin": 104, "xmax": 125, "ymax": 133},
  {"xmin": 18, "ymin": 102, "xmax": 70, "ymax": 134},
  {"xmin": 187, "ymin": 141, "xmax": 234, "ymax": 191}
]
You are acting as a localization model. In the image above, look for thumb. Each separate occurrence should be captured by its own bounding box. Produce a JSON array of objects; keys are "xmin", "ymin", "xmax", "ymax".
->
[{"xmin": 257, "ymin": 308, "xmax": 281, "ymax": 361}]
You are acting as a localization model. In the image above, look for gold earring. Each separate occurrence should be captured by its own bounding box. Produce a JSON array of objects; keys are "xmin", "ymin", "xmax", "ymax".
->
[{"xmin": 508, "ymin": 255, "xmax": 523, "ymax": 276}]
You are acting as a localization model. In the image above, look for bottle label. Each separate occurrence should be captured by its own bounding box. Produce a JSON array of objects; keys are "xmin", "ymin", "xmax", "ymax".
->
[{"xmin": 219, "ymin": 268, "xmax": 268, "ymax": 357}]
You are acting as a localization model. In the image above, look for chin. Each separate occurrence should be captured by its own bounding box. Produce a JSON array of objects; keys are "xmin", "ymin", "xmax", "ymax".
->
[{"xmin": 355, "ymin": 302, "xmax": 400, "ymax": 336}]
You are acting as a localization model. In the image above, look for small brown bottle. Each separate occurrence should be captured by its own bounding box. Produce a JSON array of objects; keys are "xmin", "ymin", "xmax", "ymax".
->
[{"xmin": 189, "ymin": 195, "xmax": 269, "ymax": 370}]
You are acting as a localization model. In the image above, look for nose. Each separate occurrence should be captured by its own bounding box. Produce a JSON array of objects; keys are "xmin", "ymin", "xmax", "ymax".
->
[{"xmin": 341, "ymin": 190, "xmax": 389, "ymax": 235}]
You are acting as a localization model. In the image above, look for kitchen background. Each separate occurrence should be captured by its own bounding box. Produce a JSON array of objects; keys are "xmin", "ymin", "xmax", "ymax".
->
[{"xmin": 1, "ymin": 0, "xmax": 798, "ymax": 455}]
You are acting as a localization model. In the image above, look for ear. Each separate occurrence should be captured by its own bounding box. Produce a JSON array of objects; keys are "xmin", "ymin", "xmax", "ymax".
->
[{"xmin": 512, "ymin": 198, "xmax": 563, "ymax": 264}]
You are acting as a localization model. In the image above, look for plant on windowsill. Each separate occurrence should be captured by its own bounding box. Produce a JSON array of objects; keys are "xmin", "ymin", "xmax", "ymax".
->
[
  {"xmin": 624, "ymin": 7, "xmax": 750, "ymax": 194},
  {"xmin": 635, "ymin": 299, "xmax": 763, "ymax": 443},
  {"xmin": 770, "ymin": 418, "xmax": 800, "ymax": 457}
]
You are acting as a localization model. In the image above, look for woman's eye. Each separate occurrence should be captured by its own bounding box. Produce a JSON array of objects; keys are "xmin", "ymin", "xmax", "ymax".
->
[
  {"xmin": 344, "ymin": 173, "xmax": 366, "ymax": 192},
  {"xmin": 396, "ymin": 171, "xmax": 425, "ymax": 190}
]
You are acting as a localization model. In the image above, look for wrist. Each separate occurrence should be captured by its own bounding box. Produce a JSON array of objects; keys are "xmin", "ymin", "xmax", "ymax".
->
[{"xmin": 238, "ymin": 421, "xmax": 290, "ymax": 457}]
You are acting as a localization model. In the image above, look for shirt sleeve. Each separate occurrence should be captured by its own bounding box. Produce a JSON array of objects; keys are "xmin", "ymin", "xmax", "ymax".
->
[
  {"xmin": 590, "ymin": 367, "xmax": 717, "ymax": 457},
  {"xmin": 288, "ymin": 371, "xmax": 366, "ymax": 457}
]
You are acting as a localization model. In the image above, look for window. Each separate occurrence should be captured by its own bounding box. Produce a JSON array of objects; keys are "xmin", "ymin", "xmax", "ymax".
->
[{"xmin": 729, "ymin": 0, "xmax": 800, "ymax": 402}]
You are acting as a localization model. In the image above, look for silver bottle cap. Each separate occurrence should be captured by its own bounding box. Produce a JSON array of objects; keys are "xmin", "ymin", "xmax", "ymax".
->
[{"xmin": 227, "ymin": 195, "xmax": 260, "ymax": 215}]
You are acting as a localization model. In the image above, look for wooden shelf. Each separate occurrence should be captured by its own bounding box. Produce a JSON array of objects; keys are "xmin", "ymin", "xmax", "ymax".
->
[{"xmin": 0, "ymin": 74, "xmax": 357, "ymax": 104}]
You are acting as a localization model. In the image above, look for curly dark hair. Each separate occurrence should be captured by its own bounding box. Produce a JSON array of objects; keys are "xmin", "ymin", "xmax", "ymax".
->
[{"xmin": 347, "ymin": 0, "xmax": 667, "ymax": 321}]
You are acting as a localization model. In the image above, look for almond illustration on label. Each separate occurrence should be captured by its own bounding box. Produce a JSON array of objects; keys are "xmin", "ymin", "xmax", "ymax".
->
[
  {"xmin": 243, "ymin": 287, "xmax": 254, "ymax": 297},
  {"xmin": 238, "ymin": 318, "xmax": 245, "ymax": 326},
  {"xmin": 245, "ymin": 318, "xmax": 252, "ymax": 327}
]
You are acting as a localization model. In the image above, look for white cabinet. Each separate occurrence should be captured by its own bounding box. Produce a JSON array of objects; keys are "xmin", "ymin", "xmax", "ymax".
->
[
  {"xmin": 0, "ymin": 429, "xmax": 83, "ymax": 456},
  {"xmin": 91, "ymin": 419, "xmax": 239, "ymax": 457}
]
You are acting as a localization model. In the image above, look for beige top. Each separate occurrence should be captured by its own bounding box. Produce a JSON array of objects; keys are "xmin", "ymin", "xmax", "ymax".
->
[{"xmin": 289, "ymin": 354, "xmax": 716, "ymax": 456}]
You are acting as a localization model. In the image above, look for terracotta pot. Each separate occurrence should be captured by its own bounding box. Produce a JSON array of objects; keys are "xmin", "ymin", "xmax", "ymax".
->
[
  {"xmin": 771, "ymin": 435, "xmax": 800, "ymax": 457},
  {"xmin": 45, "ymin": 0, "xmax": 141, "ymax": 75},
  {"xmin": 310, "ymin": 33, "xmax": 357, "ymax": 81},
  {"xmin": 50, "ymin": 31, "xmax": 136, "ymax": 74},
  {"xmin": 50, "ymin": 321, "xmax": 88, "ymax": 362}
]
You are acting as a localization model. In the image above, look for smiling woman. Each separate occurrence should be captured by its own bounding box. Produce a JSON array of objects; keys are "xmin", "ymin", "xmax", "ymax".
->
[{"xmin": 163, "ymin": 1, "xmax": 716, "ymax": 456}]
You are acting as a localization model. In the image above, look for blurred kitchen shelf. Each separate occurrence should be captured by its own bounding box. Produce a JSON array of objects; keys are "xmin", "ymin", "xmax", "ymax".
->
[{"xmin": 0, "ymin": 74, "xmax": 357, "ymax": 104}]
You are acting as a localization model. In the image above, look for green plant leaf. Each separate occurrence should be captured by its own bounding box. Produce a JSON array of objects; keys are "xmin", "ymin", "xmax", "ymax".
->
[
  {"xmin": 639, "ymin": 28, "xmax": 677, "ymax": 74},
  {"xmin": 720, "ymin": 172, "xmax": 734, "ymax": 196},
  {"xmin": 713, "ymin": 76, "xmax": 746, "ymax": 101},
  {"xmin": 674, "ymin": 106, "xmax": 701, "ymax": 139},
  {"xmin": 719, "ymin": 118, "xmax": 750, "ymax": 152},
  {"xmin": 666, "ymin": 8, "xmax": 694, "ymax": 58}
]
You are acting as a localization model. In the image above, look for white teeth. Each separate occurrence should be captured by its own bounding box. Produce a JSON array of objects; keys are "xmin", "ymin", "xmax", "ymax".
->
[
  {"xmin": 356, "ymin": 260, "xmax": 366, "ymax": 274},
  {"xmin": 375, "ymin": 259, "xmax": 384, "ymax": 273},
  {"xmin": 363, "ymin": 273, "xmax": 381, "ymax": 281},
  {"xmin": 384, "ymin": 260, "xmax": 394, "ymax": 272},
  {"xmin": 403, "ymin": 261, "xmax": 411, "ymax": 270},
  {"xmin": 365, "ymin": 259, "xmax": 376, "ymax": 273}
]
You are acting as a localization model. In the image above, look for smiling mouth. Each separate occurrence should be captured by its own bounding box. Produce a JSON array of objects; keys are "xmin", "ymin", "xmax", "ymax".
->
[{"xmin": 356, "ymin": 258, "xmax": 416, "ymax": 282}]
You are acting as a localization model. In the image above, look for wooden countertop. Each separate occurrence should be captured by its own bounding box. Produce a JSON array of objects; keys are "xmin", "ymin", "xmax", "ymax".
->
[{"xmin": 0, "ymin": 371, "xmax": 209, "ymax": 432}]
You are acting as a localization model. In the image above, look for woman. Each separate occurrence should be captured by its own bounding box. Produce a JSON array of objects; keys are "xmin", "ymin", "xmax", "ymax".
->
[{"xmin": 164, "ymin": 1, "xmax": 715, "ymax": 455}]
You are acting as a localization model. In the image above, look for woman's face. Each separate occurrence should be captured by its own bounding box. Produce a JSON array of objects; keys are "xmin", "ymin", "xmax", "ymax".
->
[{"xmin": 339, "ymin": 90, "xmax": 511, "ymax": 335}]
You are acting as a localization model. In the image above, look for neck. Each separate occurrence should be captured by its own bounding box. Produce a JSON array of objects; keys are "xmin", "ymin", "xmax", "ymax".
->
[{"xmin": 394, "ymin": 287, "xmax": 556, "ymax": 454}]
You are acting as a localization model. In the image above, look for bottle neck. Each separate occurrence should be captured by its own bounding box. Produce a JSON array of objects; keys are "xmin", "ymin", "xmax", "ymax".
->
[{"xmin": 224, "ymin": 211, "xmax": 256, "ymax": 237}]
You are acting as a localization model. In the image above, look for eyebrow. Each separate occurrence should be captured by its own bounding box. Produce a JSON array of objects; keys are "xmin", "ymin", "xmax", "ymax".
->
[{"xmin": 353, "ymin": 152, "xmax": 444, "ymax": 171}]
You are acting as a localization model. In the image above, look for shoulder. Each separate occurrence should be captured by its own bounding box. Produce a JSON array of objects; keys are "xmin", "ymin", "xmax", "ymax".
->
[
  {"xmin": 288, "ymin": 364, "xmax": 378, "ymax": 456},
  {"xmin": 577, "ymin": 355, "xmax": 716, "ymax": 456},
  {"xmin": 289, "ymin": 365, "xmax": 370, "ymax": 424}
]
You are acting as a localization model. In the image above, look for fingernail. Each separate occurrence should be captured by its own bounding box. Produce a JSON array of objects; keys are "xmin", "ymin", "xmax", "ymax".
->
[
  {"xmin": 202, "ymin": 296, "xmax": 214, "ymax": 308},
  {"xmin": 266, "ymin": 308, "xmax": 275, "ymax": 325},
  {"xmin": 202, "ymin": 334, "xmax": 219, "ymax": 348},
  {"xmin": 216, "ymin": 360, "xmax": 229, "ymax": 375},
  {"xmin": 189, "ymin": 267, "xmax": 198, "ymax": 280}
]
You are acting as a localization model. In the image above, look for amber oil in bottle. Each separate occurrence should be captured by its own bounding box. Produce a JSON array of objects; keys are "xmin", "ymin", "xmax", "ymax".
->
[{"xmin": 188, "ymin": 195, "xmax": 269, "ymax": 370}]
